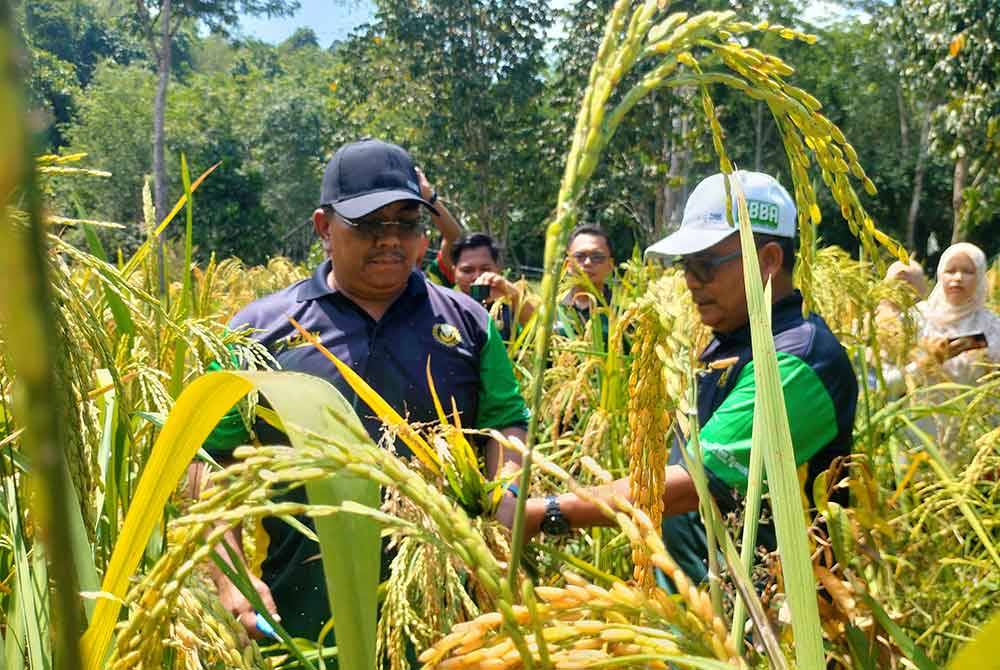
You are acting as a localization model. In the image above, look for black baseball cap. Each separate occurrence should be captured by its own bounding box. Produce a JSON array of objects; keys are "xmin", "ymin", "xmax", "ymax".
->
[{"xmin": 319, "ymin": 139, "xmax": 438, "ymax": 219}]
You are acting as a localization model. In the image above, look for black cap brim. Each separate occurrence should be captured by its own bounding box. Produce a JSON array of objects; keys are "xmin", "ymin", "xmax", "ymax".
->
[{"xmin": 328, "ymin": 189, "xmax": 439, "ymax": 219}]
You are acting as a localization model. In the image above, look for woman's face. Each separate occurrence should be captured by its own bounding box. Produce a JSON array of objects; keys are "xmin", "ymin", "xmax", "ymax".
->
[{"xmin": 940, "ymin": 252, "xmax": 978, "ymax": 306}]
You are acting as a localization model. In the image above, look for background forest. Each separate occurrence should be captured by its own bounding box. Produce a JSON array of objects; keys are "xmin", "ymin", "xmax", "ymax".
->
[{"xmin": 21, "ymin": 0, "xmax": 1000, "ymax": 268}]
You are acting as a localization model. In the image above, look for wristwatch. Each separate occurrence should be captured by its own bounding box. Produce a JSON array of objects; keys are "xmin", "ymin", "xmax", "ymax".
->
[
  {"xmin": 540, "ymin": 496, "xmax": 571, "ymax": 536},
  {"xmin": 428, "ymin": 189, "xmax": 438, "ymax": 205}
]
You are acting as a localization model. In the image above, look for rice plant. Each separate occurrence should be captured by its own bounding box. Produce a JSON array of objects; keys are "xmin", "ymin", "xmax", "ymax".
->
[{"xmin": 4, "ymin": 1, "xmax": 1000, "ymax": 670}]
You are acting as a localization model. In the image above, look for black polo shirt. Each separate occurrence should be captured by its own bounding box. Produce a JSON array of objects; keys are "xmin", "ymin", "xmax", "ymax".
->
[
  {"xmin": 661, "ymin": 291, "xmax": 857, "ymax": 584},
  {"xmin": 208, "ymin": 261, "xmax": 529, "ymax": 453},
  {"xmin": 204, "ymin": 261, "xmax": 528, "ymax": 639}
]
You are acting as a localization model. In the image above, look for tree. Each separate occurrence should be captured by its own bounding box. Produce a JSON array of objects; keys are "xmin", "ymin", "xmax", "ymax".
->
[
  {"xmin": 20, "ymin": 0, "xmax": 144, "ymax": 148},
  {"xmin": 889, "ymin": 0, "xmax": 1000, "ymax": 246},
  {"xmin": 61, "ymin": 63, "xmax": 156, "ymax": 250},
  {"xmin": 345, "ymin": 0, "xmax": 554, "ymax": 258},
  {"xmin": 125, "ymin": 0, "xmax": 298, "ymax": 291}
]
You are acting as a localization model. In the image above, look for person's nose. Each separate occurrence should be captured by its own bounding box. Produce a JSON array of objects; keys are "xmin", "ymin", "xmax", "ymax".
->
[
  {"xmin": 372, "ymin": 226, "xmax": 403, "ymax": 246},
  {"xmin": 684, "ymin": 268, "xmax": 704, "ymax": 290}
]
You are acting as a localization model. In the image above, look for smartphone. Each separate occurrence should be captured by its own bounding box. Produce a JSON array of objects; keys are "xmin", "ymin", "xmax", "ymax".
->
[
  {"xmin": 469, "ymin": 284, "xmax": 491, "ymax": 304},
  {"xmin": 948, "ymin": 332, "xmax": 988, "ymax": 354}
]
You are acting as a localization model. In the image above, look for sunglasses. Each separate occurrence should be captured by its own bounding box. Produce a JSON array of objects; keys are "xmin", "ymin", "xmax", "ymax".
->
[
  {"xmin": 331, "ymin": 210, "xmax": 427, "ymax": 240},
  {"xmin": 680, "ymin": 250, "xmax": 742, "ymax": 283},
  {"xmin": 570, "ymin": 251, "xmax": 609, "ymax": 265}
]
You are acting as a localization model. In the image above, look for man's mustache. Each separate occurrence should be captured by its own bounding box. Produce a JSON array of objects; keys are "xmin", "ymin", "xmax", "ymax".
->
[{"xmin": 365, "ymin": 250, "xmax": 407, "ymax": 263}]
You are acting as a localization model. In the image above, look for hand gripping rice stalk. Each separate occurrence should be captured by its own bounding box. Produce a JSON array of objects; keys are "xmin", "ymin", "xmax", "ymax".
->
[
  {"xmin": 516, "ymin": 0, "xmax": 905, "ymax": 589},
  {"xmin": 419, "ymin": 450, "xmax": 742, "ymax": 670},
  {"xmin": 167, "ymin": 576, "xmax": 268, "ymax": 670}
]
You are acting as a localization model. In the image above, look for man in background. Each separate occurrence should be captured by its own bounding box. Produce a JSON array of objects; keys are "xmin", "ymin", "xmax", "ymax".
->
[
  {"xmin": 557, "ymin": 224, "xmax": 616, "ymax": 338},
  {"xmin": 451, "ymin": 232, "xmax": 536, "ymax": 340}
]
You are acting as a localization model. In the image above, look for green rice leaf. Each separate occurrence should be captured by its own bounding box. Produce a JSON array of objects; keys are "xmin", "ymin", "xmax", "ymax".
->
[
  {"xmin": 731, "ymin": 177, "xmax": 825, "ymax": 669},
  {"xmin": 860, "ymin": 593, "xmax": 937, "ymax": 670},
  {"xmin": 81, "ymin": 225, "xmax": 134, "ymax": 337}
]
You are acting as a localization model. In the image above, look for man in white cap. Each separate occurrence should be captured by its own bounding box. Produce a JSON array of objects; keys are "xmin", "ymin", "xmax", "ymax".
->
[{"xmin": 500, "ymin": 171, "xmax": 858, "ymax": 584}]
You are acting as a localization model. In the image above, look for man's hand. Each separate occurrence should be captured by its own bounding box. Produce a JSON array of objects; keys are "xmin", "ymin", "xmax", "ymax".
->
[
  {"xmin": 473, "ymin": 272, "xmax": 517, "ymax": 302},
  {"xmin": 496, "ymin": 490, "xmax": 545, "ymax": 541},
  {"xmin": 415, "ymin": 166, "xmax": 435, "ymax": 202},
  {"xmin": 414, "ymin": 166, "xmax": 463, "ymax": 277},
  {"xmin": 213, "ymin": 571, "xmax": 280, "ymax": 642}
]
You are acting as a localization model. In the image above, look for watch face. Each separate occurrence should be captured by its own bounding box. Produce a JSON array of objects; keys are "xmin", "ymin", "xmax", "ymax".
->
[{"xmin": 541, "ymin": 512, "xmax": 571, "ymax": 536}]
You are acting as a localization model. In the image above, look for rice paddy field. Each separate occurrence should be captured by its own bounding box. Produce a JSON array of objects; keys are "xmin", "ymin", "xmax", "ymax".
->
[{"xmin": 2, "ymin": 2, "xmax": 1000, "ymax": 670}]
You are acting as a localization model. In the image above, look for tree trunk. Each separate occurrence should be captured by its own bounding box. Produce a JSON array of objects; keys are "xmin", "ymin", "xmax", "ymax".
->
[
  {"xmin": 905, "ymin": 106, "xmax": 931, "ymax": 252},
  {"xmin": 152, "ymin": 0, "xmax": 171, "ymax": 297},
  {"xmin": 659, "ymin": 111, "xmax": 689, "ymax": 238},
  {"xmin": 896, "ymin": 82, "xmax": 910, "ymax": 159},
  {"xmin": 951, "ymin": 151, "xmax": 969, "ymax": 244}
]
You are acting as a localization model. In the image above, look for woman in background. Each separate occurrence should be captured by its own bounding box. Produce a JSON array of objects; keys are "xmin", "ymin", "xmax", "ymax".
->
[{"xmin": 914, "ymin": 242, "xmax": 1000, "ymax": 384}]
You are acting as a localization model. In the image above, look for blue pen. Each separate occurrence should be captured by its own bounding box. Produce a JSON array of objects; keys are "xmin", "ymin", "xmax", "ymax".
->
[{"xmin": 255, "ymin": 612, "xmax": 279, "ymax": 640}]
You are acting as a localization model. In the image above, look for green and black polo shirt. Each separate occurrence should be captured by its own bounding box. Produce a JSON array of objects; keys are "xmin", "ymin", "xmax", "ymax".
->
[
  {"xmin": 661, "ymin": 291, "xmax": 858, "ymax": 584},
  {"xmin": 205, "ymin": 261, "xmax": 529, "ymax": 640}
]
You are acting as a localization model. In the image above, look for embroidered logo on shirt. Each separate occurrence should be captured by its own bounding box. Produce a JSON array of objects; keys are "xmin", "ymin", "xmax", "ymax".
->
[
  {"xmin": 432, "ymin": 323, "xmax": 462, "ymax": 347},
  {"xmin": 277, "ymin": 330, "xmax": 321, "ymax": 352}
]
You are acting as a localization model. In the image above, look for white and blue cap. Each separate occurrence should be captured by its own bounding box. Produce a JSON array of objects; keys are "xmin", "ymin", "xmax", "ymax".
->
[{"xmin": 645, "ymin": 171, "xmax": 796, "ymax": 260}]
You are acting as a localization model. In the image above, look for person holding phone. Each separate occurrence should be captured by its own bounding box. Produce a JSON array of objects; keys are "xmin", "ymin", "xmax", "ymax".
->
[
  {"xmin": 451, "ymin": 232, "xmax": 536, "ymax": 340},
  {"xmin": 914, "ymin": 242, "xmax": 1000, "ymax": 383}
]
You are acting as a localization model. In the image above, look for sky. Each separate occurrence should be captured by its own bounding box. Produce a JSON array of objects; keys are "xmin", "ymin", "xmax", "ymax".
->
[
  {"xmin": 237, "ymin": 0, "xmax": 854, "ymax": 46},
  {"xmin": 238, "ymin": 0, "xmax": 376, "ymax": 46}
]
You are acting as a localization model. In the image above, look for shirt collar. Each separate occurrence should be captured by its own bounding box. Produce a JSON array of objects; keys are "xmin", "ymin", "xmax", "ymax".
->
[
  {"xmin": 296, "ymin": 259, "xmax": 429, "ymax": 303},
  {"xmin": 699, "ymin": 290, "xmax": 804, "ymax": 361}
]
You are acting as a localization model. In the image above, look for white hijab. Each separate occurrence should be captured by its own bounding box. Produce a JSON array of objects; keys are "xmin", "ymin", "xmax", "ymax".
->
[{"xmin": 917, "ymin": 242, "xmax": 991, "ymax": 338}]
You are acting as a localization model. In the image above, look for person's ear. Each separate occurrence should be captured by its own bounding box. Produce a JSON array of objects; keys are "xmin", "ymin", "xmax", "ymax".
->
[
  {"xmin": 758, "ymin": 241, "xmax": 783, "ymax": 279},
  {"xmin": 313, "ymin": 208, "xmax": 331, "ymax": 248}
]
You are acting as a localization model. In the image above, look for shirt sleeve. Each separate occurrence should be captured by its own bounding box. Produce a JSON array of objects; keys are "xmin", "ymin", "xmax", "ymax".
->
[
  {"xmin": 697, "ymin": 352, "xmax": 838, "ymax": 494},
  {"xmin": 476, "ymin": 318, "xmax": 530, "ymax": 430},
  {"xmin": 424, "ymin": 250, "xmax": 455, "ymax": 288},
  {"xmin": 436, "ymin": 248, "xmax": 456, "ymax": 284},
  {"xmin": 201, "ymin": 356, "xmax": 252, "ymax": 457}
]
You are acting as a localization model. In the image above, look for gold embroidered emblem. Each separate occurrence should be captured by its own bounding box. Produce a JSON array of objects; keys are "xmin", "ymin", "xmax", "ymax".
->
[
  {"xmin": 432, "ymin": 323, "xmax": 462, "ymax": 347},
  {"xmin": 280, "ymin": 330, "xmax": 321, "ymax": 351}
]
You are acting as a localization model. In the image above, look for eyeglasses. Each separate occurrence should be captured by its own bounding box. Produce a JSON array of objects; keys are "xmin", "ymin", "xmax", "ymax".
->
[
  {"xmin": 332, "ymin": 210, "xmax": 427, "ymax": 240},
  {"xmin": 680, "ymin": 250, "xmax": 742, "ymax": 283},
  {"xmin": 570, "ymin": 252, "xmax": 609, "ymax": 265}
]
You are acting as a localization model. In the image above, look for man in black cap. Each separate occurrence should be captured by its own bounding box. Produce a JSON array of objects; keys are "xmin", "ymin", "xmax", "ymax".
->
[{"xmin": 197, "ymin": 139, "xmax": 530, "ymax": 641}]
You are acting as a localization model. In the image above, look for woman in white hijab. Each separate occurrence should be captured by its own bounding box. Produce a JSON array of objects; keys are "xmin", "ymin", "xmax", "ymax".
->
[{"xmin": 915, "ymin": 242, "xmax": 1000, "ymax": 384}]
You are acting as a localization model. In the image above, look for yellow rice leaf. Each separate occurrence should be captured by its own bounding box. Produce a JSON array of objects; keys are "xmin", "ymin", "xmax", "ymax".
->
[
  {"xmin": 947, "ymin": 607, "xmax": 1000, "ymax": 670},
  {"xmin": 80, "ymin": 372, "xmax": 254, "ymax": 670},
  {"xmin": 425, "ymin": 356, "xmax": 451, "ymax": 428},
  {"xmin": 121, "ymin": 162, "xmax": 220, "ymax": 278},
  {"xmin": 82, "ymin": 371, "xmax": 382, "ymax": 670},
  {"xmin": 289, "ymin": 317, "xmax": 441, "ymax": 475}
]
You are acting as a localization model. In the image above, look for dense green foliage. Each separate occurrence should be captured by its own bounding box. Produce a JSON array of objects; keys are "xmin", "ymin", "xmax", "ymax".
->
[{"xmin": 21, "ymin": 0, "xmax": 1000, "ymax": 265}]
